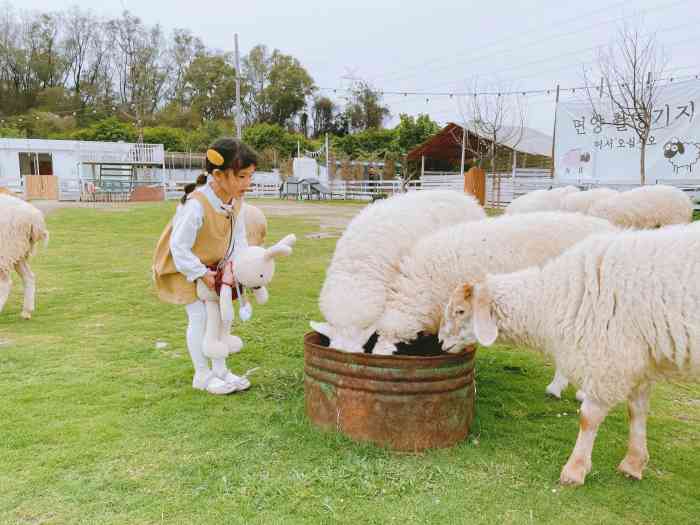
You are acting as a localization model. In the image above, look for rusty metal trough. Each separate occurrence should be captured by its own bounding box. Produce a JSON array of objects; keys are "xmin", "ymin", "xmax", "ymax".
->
[{"xmin": 304, "ymin": 331, "xmax": 476, "ymax": 452}]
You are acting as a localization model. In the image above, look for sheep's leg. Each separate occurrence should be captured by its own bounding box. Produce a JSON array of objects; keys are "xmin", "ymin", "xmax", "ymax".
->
[
  {"xmin": 617, "ymin": 384, "xmax": 651, "ymax": 480},
  {"xmin": 15, "ymin": 259, "xmax": 35, "ymax": 320},
  {"xmin": 560, "ymin": 397, "xmax": 610, "ymax": 486},
  {"xmin": 545, "ymin": 369, "xmax": 569, "ymax": 399},
  {"xmin": 0, "ymin": 269, "xmax": 11, "ymax": 313}
]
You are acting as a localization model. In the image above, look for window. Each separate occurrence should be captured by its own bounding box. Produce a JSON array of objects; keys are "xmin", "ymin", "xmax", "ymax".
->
[{"xmin": 19, "ymin": 152, "xmax": 53, "ymax": 176}]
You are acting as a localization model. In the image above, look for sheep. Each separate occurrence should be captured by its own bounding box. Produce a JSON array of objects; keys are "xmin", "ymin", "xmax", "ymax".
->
[
  {"xmin": 505, "ymin": 185, "xmax": 580, "ymax": 215},
  {"xmin": 0, "ymin": 194, "xmax": 49, "ymax": 319},
  {"xmin": 561, "ymin": 187, "xmax": 618, "ymax": 214},
  {"xmin": 242, "ymin": 202, "xmax": 267, "ymax": 247},
  {"xmin": 372, "ymin": 212, "xmax": 616, "ymax": 401},
  {"xmin": 311, "ymin": 190, "xmax": 486, "ymax": 353},
  {"xmin": 663, "ymin": 137, "xmax": 700, "ymax": 173},
  {"xmin": 588, "ymin": 184, "xmax": 693, "ymax": 229},
  {"xmin": 438, "ymin": 224, "xmax": 700, "ymax": 486},
  {"xmin": 507, "ymin": 184, "xmax": 692, "ymax": 398}
]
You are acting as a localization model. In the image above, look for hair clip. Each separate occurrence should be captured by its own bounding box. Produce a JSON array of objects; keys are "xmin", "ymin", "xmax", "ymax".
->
[{"xmin": 206, "ymin": 149, "xmax": 224, "ymax": 166}]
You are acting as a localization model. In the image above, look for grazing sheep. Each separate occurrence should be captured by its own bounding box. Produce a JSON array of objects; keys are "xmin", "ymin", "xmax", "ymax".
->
[
  {"xmin": 588, "ymin": 184, "xmax": 693, "ymax": 229},
  {"xmin": 505, "ymin": 186, "xmax": 580, "ymax": 215},
  {"xmin": 439, "ymin": 224, "xmax": 700, "ymax": 486},
  {"xmin": 373, "ymin": 212, "xmax": 615, "ymax": 402},
  {"xmin": 562, "ymin": 187, "xmax": 619, "ymax": 214},
  {"xmin": 311, "ymin": 190, "xmax": 486, "ymax": 353},
  {"xmin": 0, "ymin": 194, "xmax": 49, "ymax": 319}
]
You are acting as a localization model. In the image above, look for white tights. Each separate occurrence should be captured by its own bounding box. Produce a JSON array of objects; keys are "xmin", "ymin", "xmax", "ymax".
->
[{"xmin": 185, "ymin": 300, "xmax": 228, "ymax": 376}]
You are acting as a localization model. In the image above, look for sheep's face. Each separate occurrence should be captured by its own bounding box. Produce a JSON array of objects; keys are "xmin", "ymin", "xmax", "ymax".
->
[
  {"xmin": 664, "ymin": 139, "xmax": 684, "ymax": 159},
  {"xmin": 310, "ymin": 321, "xmax": 375, "ymax": 354},
  {"xmin": 439, "ymin": 282, "xmax": 499, "ymax": 352},
  {"xmin": 439, "ymin": 284, "xmax": 477, "ymax": 353}
]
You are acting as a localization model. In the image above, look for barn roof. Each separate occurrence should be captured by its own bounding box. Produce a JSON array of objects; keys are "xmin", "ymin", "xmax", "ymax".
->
[{"xmin": 407, "ymin": 122, "xmax": 552, "ymax": 162}]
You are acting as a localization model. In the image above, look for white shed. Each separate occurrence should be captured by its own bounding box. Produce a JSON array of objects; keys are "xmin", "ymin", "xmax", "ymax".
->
[{"xmin": 0, "ymin": 138, "xmax": 165, "ymax": 200}]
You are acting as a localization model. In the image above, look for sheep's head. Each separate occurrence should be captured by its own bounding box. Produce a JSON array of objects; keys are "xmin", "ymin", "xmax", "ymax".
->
[
  {"xmin": 309, "ymin": 321, "xmax": 376, "ymax": 354},
  {"xmin": 438, "ymin": 282, "xmax": 498, "ymax": 352},
  {"xmin": 664, "ymin": 138, "xmax": 685, "ymax": 159},
  {"xmin": 234, "ymin": 234, "xmax": 296, "ymax": 288}
]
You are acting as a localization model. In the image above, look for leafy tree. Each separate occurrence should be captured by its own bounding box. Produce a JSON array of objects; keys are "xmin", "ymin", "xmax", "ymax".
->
[
  {"xmin": 71, "ymin": 117, "xmax": 136, "ymax": 142},
  {"xmin": 242, "ymin": 44, "xmax": 315, "ymax": 127},
  {"xmin": 182, "ymin": 53, "xmax": 238, "ymax": 121},
  {"xmin": 344, "ymin": 80, "xmax": 390, "ymax": 131},
  {"xmin": 393, "ymin": 113, "xmax": 440, "ymax": 154}
]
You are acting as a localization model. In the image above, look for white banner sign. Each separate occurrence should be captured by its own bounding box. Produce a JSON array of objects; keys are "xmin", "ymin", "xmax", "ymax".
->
[{"xmin": 554, "ymin": 80, "xmax": 700, "ymax": 185}]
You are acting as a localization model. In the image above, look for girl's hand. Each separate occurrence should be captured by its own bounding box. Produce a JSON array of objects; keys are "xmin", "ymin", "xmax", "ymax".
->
[{"xmin": 202, "ymin": 270, "xmax": 217, "ymax": 289}]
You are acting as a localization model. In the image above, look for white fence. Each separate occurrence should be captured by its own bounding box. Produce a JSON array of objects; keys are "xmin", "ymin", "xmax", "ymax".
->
[{"xmin": 161, "ymin": 169, "xmax": 700, "ymax": 209}]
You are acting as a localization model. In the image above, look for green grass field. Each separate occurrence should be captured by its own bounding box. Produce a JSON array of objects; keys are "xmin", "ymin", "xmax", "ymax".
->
[{"xmin": 1, "ymin": 201, "xmax": 698, "ymax": 524}]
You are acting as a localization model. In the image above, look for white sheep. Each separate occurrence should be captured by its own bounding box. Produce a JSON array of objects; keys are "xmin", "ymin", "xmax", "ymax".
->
[
  {"xmin": 242, "ymin": 202, "xmax": 267, "ymax": 247},
  {"xmin": 0, "ymin": 194, "xmax": 49, "ymax": 319},
  {"xmin": 505, "ymin": 185, "xmax": 580, "ymax": 215},
  {"xmin": 588, "ymin": 184, "xmax": 693, "ymax": 229},
  {"xmin": 311, "ymin": 190, "xmax": 486, "ymax": 353},
  {"xmin": 373, "ymin": 212, "xmax": 616, "ymax": 401},
  {"xmin": 561, "ymin": 187, "xmax": 618, "ymax": 214},
  {"xmin": 439, "ymin": 224, "xmax": 700, "ymax": 486}
]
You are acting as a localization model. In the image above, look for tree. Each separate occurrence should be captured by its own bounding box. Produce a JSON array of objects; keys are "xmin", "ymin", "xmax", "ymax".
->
[
  {"xmin": 242, "ymin": 44, "xmax": 315, "ymax": 127},
  {"xmin": 393, "ymin": 113, "xmax": 440, "ymax": 154},
  {"xmin": 311, "ymin": 96, "xmax": 336, "ymax": 137},
  {"xmin": 344, "ymin": 80, "xmax": 390, "ymax": 131},
  {"xmin": 458, "ymin": 80, "xmax": 525, "ymax": 206},
  {"xmin": 182, "ymin": 53, "xmax": 238, "ymax": 121},
  {"xmin": 584, "ymin": 21, "xmax": 667, "ymax": 185},
  {"xmin": 106, "ymin": 11, "xmax": 167, "ymax": 116},
  {"xmin": 71, "ymin": 117, "xmax": 136, "ymax": 142},
  {"xmin": 167, "ymin": 28, "xmax": 205, "ymax": 106}
]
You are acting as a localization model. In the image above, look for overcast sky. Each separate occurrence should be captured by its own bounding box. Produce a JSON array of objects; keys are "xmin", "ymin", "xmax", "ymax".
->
[{"xmin": 16, "ymin": 0, "xmax": 700, "ymax": 135}]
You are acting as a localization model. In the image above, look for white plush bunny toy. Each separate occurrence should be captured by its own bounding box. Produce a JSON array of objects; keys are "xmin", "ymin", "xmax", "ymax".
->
[{"xmin": 197, "ymin": 234, "xmax": 297, "ymax": 360}]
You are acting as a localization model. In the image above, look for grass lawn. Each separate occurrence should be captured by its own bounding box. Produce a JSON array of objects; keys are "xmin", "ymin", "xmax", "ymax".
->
[{"xmin": 1, "ymin": 201, "xmax": 698, "ymax": 524}]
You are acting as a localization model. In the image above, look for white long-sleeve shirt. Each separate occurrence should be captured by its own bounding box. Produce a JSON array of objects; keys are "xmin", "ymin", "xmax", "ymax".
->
[{"xmin": 170, "ymin": 182, "xmax": 248, "ymax": 282}]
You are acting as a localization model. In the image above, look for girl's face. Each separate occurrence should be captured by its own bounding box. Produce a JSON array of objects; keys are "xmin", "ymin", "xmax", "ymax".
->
[{"xmin": 215, "ymin": 164, "xmax": 255, "ymax": 200}]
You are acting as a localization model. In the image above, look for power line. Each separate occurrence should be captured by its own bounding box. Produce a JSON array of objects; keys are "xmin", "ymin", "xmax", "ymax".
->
[{"xmin": 371, "ymin": 0, "xmax": 692, "ymax": 86}]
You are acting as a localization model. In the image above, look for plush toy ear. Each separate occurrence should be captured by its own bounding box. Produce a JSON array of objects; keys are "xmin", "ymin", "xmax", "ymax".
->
[
  {"xmin": 279, "ymin": 233, "xmax": 297, "ymax": 247},
  {"xmin": 473, "ymin": 283, "xmax": 498, "ymax": 346},
  {"xmin": 265, "ymin": 244, "xmax": 292, "ymax": 260},
  {"xmin": 310, "ymin": 321, "xmax": 334, "ymax": 339}
]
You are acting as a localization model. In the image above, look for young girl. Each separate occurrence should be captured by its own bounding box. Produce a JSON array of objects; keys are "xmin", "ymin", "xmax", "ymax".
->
[{"xmin": 153, "ymin": 138, "xmax": 260, "ymax": 395}]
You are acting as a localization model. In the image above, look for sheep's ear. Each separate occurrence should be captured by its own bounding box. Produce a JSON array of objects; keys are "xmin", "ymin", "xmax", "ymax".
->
[
  {"xmin": 310, "ymin": 321, "xmax": 333, "ymax": 339},
  {"xmin": 473, "ymin": 284, "xmax": 498, "ymax": 346},
  {"xmin": 462, "ymin": 283, "xmax": 474, "ymax": 301},
  {"xmin": 359, "ymin": 324, "xmax": 376, "ymax": 346},
  {"xmin": 678, "ymin": 142, "xmax": 685, "ymax": 154}
]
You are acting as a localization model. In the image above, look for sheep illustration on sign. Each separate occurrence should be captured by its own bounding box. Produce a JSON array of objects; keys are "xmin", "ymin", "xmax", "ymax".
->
[{"xmin": 663, "ymin": 137, "xmax": 700, "ymax": 174}]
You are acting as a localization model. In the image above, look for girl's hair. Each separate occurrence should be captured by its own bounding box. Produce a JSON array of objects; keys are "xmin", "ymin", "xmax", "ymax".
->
[
  {"xmin": 180, "ymin": 173, "xmax": 209, "ymax": 205},
  {"xmin": 205, "ymin": 137, "xmax": 259, "ymax": 175}
]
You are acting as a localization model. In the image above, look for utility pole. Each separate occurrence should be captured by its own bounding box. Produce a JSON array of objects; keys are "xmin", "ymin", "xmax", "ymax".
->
[
  {"xmin": 234, "ymin": 33, "xmax": 242, "ymax": 139},
  {"xmin": 325, "ymin": 133, "xmax": 330, "ymax": 180}
]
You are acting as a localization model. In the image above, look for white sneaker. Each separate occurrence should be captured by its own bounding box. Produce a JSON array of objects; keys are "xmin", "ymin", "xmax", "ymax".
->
[
  {"xmin": 192, "ymin": 370, "xmax": 239, "ymax": 395},
  {"xmin": 215, "ymin": 370, "xmax": 251, "ymax": 391}
]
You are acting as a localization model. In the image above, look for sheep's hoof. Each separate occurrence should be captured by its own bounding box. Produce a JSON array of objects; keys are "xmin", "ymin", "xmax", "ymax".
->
[
  {"xmin": 21, "ymin": 310, "xmax": 32, "ymax": 320},
  {"xmin": 545, "ymin": 384, "xmax": 563, "ymax": 399},
  {"xmin": 559, "ymin": 459, "xmax": 589, "ymax": 486},
  {"xmin": 617, "ymin": 455, "xmax": 647, "ymax": 480}
]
